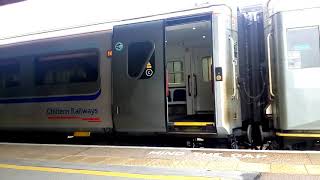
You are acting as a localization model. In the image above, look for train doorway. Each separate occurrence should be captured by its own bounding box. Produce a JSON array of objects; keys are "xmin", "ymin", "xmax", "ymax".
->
[
  {"xmin": 112, "ymin": 14, "xmax": 215, "ymax": 134},
  {"xmin": 112, "ymin": 20, "xmax": 167, "ymax": 133},
  {"xmin": 165, "ymin": 15, "xmax": 216, "ymax": 133}
]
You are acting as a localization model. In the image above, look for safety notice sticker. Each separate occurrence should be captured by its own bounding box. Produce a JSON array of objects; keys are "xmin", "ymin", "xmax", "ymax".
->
[{"xmin": 287, "ymin": 51, "xmax": 301, "ymax": 69}]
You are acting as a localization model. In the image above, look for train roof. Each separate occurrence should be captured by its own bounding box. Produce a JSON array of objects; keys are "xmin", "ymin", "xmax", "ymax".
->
[
  {"xmin": 0, "ymin": 2, "xmax": 236, "ymax": 47},
  {"xmin": 266, "ymin": 0, "xmax": 320, "ymax": 17}
]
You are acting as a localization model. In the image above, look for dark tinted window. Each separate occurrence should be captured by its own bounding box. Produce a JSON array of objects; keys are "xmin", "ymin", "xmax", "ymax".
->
[
  {"xmin": 128, "ymin": 42, "xmax": 155, "ymax": 78},
  {"xmin": 287, "ymin": 26, "xmax": 320, "ymax": 69},
  {"xmin": 0, "ymin": 62, "xmax": 20, "ymax": 88},
  {"xmin": 35, "ymin": 50, "xmax": 98, "ymax": 85}
]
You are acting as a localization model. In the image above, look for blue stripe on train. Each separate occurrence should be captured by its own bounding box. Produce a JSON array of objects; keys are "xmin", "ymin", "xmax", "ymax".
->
[{"xmin": 0, "ymin": 90, "xmax": 101, "ymax": 104}]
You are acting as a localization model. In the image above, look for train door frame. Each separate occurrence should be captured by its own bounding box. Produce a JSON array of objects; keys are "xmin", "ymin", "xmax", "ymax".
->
[{"xmin": 165, "ymin": 13, "xmax": 216, "ymax": 131}]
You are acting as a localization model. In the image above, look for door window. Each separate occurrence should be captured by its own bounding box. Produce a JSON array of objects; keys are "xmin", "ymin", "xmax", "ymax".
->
[{"xmin": 128, "ymin": 41, "xmax": 155, "ymax": 79}]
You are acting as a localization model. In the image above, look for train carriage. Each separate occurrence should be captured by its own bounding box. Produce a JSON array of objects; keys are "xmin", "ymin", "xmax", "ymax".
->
[
  {"xmin": 265, "ymin": 0, "xmax": 320, "ymax": 148},
  {"xmin": 0, "ymin": 3, "xmax": 241, "ymax": 139}
]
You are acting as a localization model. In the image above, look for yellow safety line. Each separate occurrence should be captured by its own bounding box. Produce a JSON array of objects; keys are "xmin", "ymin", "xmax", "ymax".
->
[
  {"xmin": 0, "ymin": 163, "xmax": 218, "ymax": 180},
  {"xmin": 174, "ymin": 122, "xmax": 215, "ymax": 126},
  {"xmin": 276, "ymin": 132, "xmax": 320, "ymax": 138}
]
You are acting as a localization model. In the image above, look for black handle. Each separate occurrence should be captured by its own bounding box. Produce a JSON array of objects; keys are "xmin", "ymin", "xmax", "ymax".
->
[
  {"xmin": 193, "ymin": 74, "xmax": 197, "ymax": 97},
  {"xmin": 188, "ymin": 75, "xmax": 191, "ymax": 96}
]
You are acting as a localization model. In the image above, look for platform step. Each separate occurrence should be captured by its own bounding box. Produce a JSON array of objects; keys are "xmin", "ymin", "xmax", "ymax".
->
[
  {"xmin": 168, "ymin": 121, "xmax": 216, "ymax": 133},
  {"xmin": 172, "ymin": 122, "xmax": 214, "ymax": 126}
]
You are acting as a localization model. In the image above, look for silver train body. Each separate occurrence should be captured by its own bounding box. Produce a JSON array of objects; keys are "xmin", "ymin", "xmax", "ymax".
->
[
  {"xmin": 0, "ymin": 4, "xmax": 241, "ymax": 137},
  {"xmin": 266, "ymin": 1, "xmax": 320, "ymax": 134}
]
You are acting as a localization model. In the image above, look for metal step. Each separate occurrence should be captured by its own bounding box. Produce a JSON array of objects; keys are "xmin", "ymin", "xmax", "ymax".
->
[{"xmin": 168, "ymin": 121, "xmax": 216, "ymax": 134}]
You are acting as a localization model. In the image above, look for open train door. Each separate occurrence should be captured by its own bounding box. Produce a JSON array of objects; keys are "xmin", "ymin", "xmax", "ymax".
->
[{"xmin": 112, "ymin": 20, "xmax": 167, "ymax": 133}]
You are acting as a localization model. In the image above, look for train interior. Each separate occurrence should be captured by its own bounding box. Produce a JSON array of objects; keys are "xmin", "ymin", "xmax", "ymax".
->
[{"xmin": 165, "ymin": 17, "xmax": 215, "ymax": 132}]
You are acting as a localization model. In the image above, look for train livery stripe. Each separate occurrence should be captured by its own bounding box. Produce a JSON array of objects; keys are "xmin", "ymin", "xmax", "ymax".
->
[
  {"xmin": 0, "ymin": 90, "xmax": 101, "ymax": 104},
  {"xmin": 48, "ymin": 116, "xmax": 101, "ymax": 123}
]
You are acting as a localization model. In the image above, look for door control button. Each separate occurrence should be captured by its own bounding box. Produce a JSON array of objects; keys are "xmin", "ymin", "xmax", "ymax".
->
[{"xmin": 215, "ymin": 67, "xmax": 223, "ymax": 81}]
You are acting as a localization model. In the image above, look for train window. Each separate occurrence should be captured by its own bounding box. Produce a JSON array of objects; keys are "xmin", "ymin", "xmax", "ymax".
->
[
  {"xmin": 0, "ymin": 62, "xmax": 20, "ymax": 88},
  {"xmin": 35, "ymin": 50, "xmax": 99, "ymax": 85},
  {"xmin": 128, "ymin": 41, "xmax": 155, "ymax": 79},
  {"xmin": 202, "ymin": 56, "xmax": 212, "ymax": 82},
  {"xmin": 287, "ymin": 26, "xmax": 320, "ymax": 69},
  {"xmin": 167, "ymin": 60, "xmax": 184, "ymax": 84}
]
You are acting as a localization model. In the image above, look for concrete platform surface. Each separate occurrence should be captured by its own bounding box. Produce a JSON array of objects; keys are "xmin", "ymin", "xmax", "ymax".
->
[{"xmin": 0, "ymin": 143, "xmax": 319, "ymax": 179}]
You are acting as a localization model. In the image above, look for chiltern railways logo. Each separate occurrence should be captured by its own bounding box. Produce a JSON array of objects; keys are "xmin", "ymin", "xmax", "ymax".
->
[{"xmin": 115, "ymin": 42, "xmax": 124, "ymax": 51}]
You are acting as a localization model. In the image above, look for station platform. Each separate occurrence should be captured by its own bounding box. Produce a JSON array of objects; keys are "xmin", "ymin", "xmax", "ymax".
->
[{"xmin": 0, "ymin": 143, "xmax": 319, "ymax": 179}]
